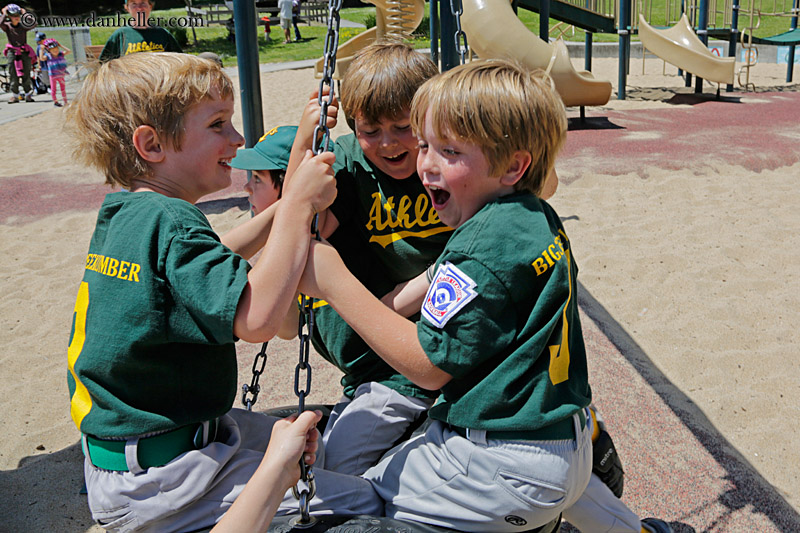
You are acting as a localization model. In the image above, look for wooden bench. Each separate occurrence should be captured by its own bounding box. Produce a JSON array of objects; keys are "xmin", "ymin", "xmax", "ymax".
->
[{"xmin": 83, "ymin": 45, "xmax": 105, "ymax": 61}]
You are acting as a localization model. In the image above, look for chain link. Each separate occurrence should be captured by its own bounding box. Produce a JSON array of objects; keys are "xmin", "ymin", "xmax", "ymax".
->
[
  {"xmin": 241, "ymin": 342, "xmax": 268, "ymax": 411},
  {"xmin": 449, "ymin": 0, "xmax": 468, "ymax": 65},
  {"xmin": 296, "ymin": 296, "xmax": 314, "ymax": 414}
]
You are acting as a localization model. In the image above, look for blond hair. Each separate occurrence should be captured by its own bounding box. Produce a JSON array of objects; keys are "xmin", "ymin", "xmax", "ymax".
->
[
  {"xmin": 65, "ymin": 52, "xmax": 234, "ymax": 189},
  {"xmin": 410, "ymin": 60, "xmax": 567, "ymax": 196},
  {"xmin": 340, "ymin": 42, "xmax": 439, "ymax": 130}
]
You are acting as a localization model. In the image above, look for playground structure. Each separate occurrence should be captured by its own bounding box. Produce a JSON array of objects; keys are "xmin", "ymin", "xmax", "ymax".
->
[
  {"xmin": 638, "ymin": 13, "xmax": 736, "ymax": 87},
  {"xmin": 425, "ymin": 0, "xmax": 799, "ymax": 97},
  {"xmin": 460, "ymin": 0, "xmax": 612, "ymax": 107},
  {"xmin": 637, "ymin": 0, "xmax": 800, "ymax": 91},
  {"xmin": 734, "ymin": 0, "xmax": 800, "ymax": 87}
]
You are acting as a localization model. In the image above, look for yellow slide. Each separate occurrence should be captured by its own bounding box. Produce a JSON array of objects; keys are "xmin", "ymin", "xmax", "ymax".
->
[
  {"xmin": 638, "ymin": 13, "xmax": 735, "ymax": 85},
  {"xmin": 314, "ymin": 0, "xmax": 425, "ymax": 79},
  {"xmin": 461, "ymin": 0, "xmax": 612, "ymax": 107}
]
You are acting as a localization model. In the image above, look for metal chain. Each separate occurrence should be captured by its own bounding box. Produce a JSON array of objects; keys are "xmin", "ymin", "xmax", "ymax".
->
[
  {"xmin": 449, "ymin": 0, "xmax": 468, "ymax": 65},
  {"xmin": 292, "ymin": 295, "xmax": 316, "ymax": 526},
  {"xmin": 241, "ymin": 342, "xmax": 268, "ymax": 411},
  {"xmin": 313, "ymin": 0, "xmax": 343, "ymax": 159},
  {"xmin": 290, "ymin": 0, "xmax": 342, "ymax": 526}
]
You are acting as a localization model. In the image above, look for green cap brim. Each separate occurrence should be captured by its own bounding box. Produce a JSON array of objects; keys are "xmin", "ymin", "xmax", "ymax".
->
[{"xmin": 230, "ymin": 148, "xmax": 283, "ymax": 171}]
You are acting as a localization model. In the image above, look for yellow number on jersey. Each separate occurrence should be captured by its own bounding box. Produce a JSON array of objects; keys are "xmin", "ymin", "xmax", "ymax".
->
[
  {"xmin": 548, "ymin": 233, "xmax": 573, "ymax": 385},
  {"xmin": 67, "ymin": 282, "xmax": 93, "ymax": 429}
]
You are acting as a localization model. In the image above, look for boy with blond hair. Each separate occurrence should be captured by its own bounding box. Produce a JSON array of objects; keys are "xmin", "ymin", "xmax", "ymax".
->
[
  {"xmin": 295, "ymin": 60, "xmax": 671, "ymax": 533},
  {"xmin": 64, "ymin": 52, "xmax": 380, "ymax": 532}
]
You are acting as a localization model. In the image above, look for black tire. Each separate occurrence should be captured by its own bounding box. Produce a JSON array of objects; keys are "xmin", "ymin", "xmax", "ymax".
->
[{"xmin": 267, "ymin": 514, "xmax": 562, "ymax": 532}]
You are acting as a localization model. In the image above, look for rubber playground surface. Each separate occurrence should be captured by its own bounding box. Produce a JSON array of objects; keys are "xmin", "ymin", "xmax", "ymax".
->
[{"xmin": 1, "ymin": 82, "xmax": 799, "ymax": 531}]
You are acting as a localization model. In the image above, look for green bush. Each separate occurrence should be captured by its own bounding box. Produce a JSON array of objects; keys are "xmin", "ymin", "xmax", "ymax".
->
[
  {"xmin": 413, "ymin": 14, "xmax": 430, "ymax": 39},
  {"xmin": 364, "ymin": 12, "xmax": 376, "ymax": 29}
]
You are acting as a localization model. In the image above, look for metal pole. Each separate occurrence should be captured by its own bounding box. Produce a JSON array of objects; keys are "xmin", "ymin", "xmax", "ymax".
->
[
  {"xmin": 585, "ymin": 31, "xmax": 593, "ymax": 71},
  {"xmin": 234, "ymin": 0, "xmax": 264, "ymax": 147},
  {"xmin": 618, "ymin": 0, "xmax": 631, "ymax": 99},
  {"xmin": 430, "ymin": 0, "xmax": 440, "ymax": 69},
  {"xmin": 540, "ymin": 0, "xmax": 551, "ymax": 42},
  {"xmin": 787, "ymin": 0, "xmax": 798, "ymax": 82},
  {"xmin": 695, "ymin": 0, "xmax": 709, "ymax": 93},
  {"xmin": 440, "ymin": 0, "xmax": 458, "ymax": 71},
  {"xmin": 585, "ymin": 0, "xmax": 593, "ymax": 71},
  {"xmin": 727, "ymin": 0, "xmax": 740, "ymax": 91}
]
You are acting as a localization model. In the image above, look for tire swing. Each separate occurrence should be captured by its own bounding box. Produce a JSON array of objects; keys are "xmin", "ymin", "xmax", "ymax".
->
[{"xmin": 244, "ymin": 1, "xmax": 560, "ymax": 531}]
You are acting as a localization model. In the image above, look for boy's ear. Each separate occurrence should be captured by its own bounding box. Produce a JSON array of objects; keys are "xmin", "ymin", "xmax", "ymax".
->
[
  {"xmin": 132, "ymin": 125, "xmax": 165, "ymax": 164},
  {"xmin": 499, "ymin": 150, "xmax": 532, "ymax": 187}
]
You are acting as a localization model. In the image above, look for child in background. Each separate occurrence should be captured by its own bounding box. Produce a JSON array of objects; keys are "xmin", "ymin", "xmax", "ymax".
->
[
  {"xmin": 40, "ymin": 38, "xmax": 69, "ymax": 107},
  {"xmin": 261, "ymin": 15, "xmax": 271, "ymax": 43},
  {"xmin": 34, "ymin": 32, "xmax": 47, "ymax": 76},
  {"xmin": 231, "ymin": 125, "xmax": 296, "ymax": 215},
  {"xmin": 64, "ymin": 52, "xmax": 362, "ymax": 532}
]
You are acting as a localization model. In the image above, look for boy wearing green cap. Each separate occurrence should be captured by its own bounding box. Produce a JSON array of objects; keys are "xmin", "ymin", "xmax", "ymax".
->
[{"xmin": 231, "ymin": 125, "xmax": 297, "ymax": 215}]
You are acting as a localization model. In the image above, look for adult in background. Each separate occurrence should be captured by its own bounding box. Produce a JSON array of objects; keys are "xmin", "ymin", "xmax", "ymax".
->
[
  {"xmin": 278, "ymin": 0, "xmax": 293, "ymax": 44},
  {"xmin": 99, "ymin": 0, "xmax": 182, "ymax": 62},
  {"xmin": 1, "ymin": 3, "xmax": 35, "ymax": 103}
]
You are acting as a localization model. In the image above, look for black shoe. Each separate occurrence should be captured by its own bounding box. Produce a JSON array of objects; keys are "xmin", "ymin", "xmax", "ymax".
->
[
  {"xmin": 25, "ymin": 94, "xmax": 34, "ymax": 102},
  {"xmin": 641, "ymin": 518, "xmax": 673, "ymax": 533},
  {"xmin": 54, "ymin": 101, "xmax": 62, "ymax": 107}
]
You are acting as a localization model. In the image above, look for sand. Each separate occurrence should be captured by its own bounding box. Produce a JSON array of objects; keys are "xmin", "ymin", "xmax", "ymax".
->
[{"xmin": 0, "ymin": 56, "xmax": 798, "ymax": 531}]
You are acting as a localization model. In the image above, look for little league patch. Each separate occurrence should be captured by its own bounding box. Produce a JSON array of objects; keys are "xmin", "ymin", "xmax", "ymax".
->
[{"xmin": 421, "ymin": 262, "xmax": 478, "ymax": 328}]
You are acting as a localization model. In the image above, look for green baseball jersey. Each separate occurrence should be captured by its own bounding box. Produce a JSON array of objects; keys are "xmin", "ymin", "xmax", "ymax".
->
[
  {"xmin": 309, "ymin": 219, "xmax": 436, "ymax": 399},
  {"xmin": 67, "ymin": 191, "xmax": 250, "ymax": 438},
  {"xmin": 99, "ymin": 26, "xmax": 182, "ymax": 61},
  {"xmin": 330, "ymin": 134, "xmax": 453, "ymax": 285},
  {"xmin": 418, "ymin": 192, "xmax": 591, "ymax": 431}
]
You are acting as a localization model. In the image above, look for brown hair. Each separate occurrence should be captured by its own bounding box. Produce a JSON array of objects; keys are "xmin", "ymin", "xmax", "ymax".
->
[
  {"xmin": 340, "ymin": 41, "xmax": 439, "ymax": 130},
  {"xmin": 410, "ymin": 59, "xmax": 567, "ymax": 196},
  {"xmin": 65, "ymin": 52, "xmax": 234, "ymax": 188}
]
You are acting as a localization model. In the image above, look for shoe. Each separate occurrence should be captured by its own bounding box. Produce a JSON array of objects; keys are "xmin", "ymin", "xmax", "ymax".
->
[
  {"xmin": 641, "ymin": 518, "xmax": 673, "ymax": 533},
  {"xmin": 9, "ymin": 95, "xmax": 20, "ymax": 103},
  {"xmin": 54, "ymin": 101, "xmax": 62, "ymax": 107},
  {"xmin": 25, "ymin": 94, "xmax": 34, "ymax": 102}
]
